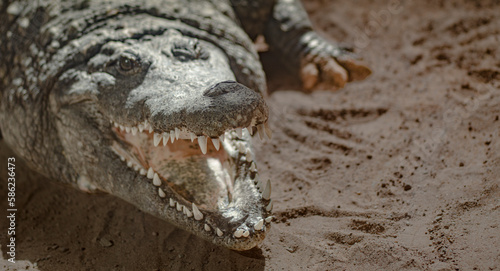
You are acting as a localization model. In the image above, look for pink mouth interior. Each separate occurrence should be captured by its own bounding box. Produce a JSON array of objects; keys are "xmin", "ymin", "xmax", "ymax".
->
[{"xmin": 114, "ymin": 128, "xmax": 233, "ymax": 211}]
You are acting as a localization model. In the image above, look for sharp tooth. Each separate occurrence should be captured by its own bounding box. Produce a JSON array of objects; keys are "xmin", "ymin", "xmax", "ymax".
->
[
  {"xmin": 223, "ymin": 161, "xmax": 230, "ymax": 172},
  {"xmin": 254, "ymin": 219, "xmax": 264, "ymax": 231},
  {"xmin": 262, "ymin": 179, "xmax": 271, "ymax": 200},
  {"xmin": 163, "ymin": 133, "xmax": 169, "ymax": 146},
  {"xmin": 175, "ymin": 128, "xmax": 180, "ymax": 139},
  {"xmin": 119, "ymin": 125, "xmax": 125, "ymax": 131},
  {"xmin": 134, "ymin": 164, "xmax": 140, "ymax": 171},
  {"xmin": 148, "ymin": 124, "xmax": 153, "ymax": 133},
  {"xmin": 264, "ymin": 122, "xmax": 272, "ymax": 139},
  {"xmin": 176, "ymin": 202, "xmax": 182, "ymax": 212},
  {"xmin": 127, "ymin": 161, "xmax": 132, "ymax": 167},
  {"xmin": 153, "ymin": 173, "xmax": 161, "ymax": 186},
  {"xmin": 158, "ymin": 188, "xmax": 166, "ymax": 198},
  {"xmin": 138, "ymin": 123, "xmax": 144, "ymax": 133},
  {"xmin": 212, "ymin": 138, "xmax": 220, "ymax": 150},
  {"xmin": 169, "ymin": 198, "xmax": 175, "ymax": 207},
  {"xmin": 198, "ymin": 136, "xmax": 207, "ymax": 154},
  {"xmin": 113, "ymin": 122, "xmax": 119, "ymax": 128},
  {"xmin": 147, "ymin": 167, "xmax": 154, "ymax": 179},
  {"xmin": 242, "ymin": 230, "xmax": 249, "ymax": 237},
  {"xmin": 184, "ymin": 207, "xmax": 193, "ymax": 218},
  {"xmin": 153, "ymin": 133, "xmax": 162, "ymax": 147},
  {"xmin": 204, "ymin": 224, "xmax": 211, "ymax": 231},
  {"xmin": 246, "ymin": 149, "xmax": 253, "ymax": 162},
  {"xmin": 236, "ymin": 127, "xmax": 243, "ymax": 138},
  {"xmin": 131, "ymin": 127, "xmax": 138, "ymax": 135},
  {"xmin": 250, "ymin": 162, "xmax": 257, "ymax": 172},
  {"xmin": 226, "ymin": 171, "xmax": 233, "ymax": 187},
  {"xmin": 170, "ymin": 130, "xmax": 175, "ymax": 143},
  {"xmin": 238, "ymin": 143, "xmax": 246, "ymax": 153},
  {"xmin": 219, "ymin": 133, "xmax": 225, "ymax": 143},
  {"xmin": 247, "ymin": 126, "xmax": 253, "ymax": 135},
  {"xmin": 192, "ymin": 203, "xmax": 203, "ymax": 220},
  {"xmin": 125, "ymin": 126, "xmax": 131, "ymax": 133},
  {"xmin": 119, "ymin": 156, "xmax": 125, "ymax": 161},
  {"xmin": 234, "ymin": 229, "xmax": 243, "ymax": 238},
  {"xmin": 265, "ymin": 216, "xmax": 273, "ymax": 223},
  {"xmin": 266, "ymin": 199, "xmax": 273, "ymax": 212},
  {"xmin": 190, "ymin": 132, "xmax": 196, "ymax": 142},
  {"xmin": 139, "ymin": 168, "xmax": 147, "ymax": 175},
  {"xmin": 257, "ymin": 124, "xmax": 264, "ymax": 140},
  {"xmin": 216, "ymin": 228, "xmax": 223, "ymax": 237},
  {"xmin": 223, "ymin": 162, "xmax": 232, "ymax": 183}
]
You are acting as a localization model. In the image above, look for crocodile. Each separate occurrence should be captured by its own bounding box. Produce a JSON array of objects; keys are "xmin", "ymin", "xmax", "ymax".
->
[{"xmin": 0, "ymin": 0, "xmax": 370, "ymax": 250}]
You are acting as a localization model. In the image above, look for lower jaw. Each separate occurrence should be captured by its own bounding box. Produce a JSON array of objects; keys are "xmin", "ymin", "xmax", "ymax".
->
[{"xmin": 110, "ymin": 129, "xmax": 273, "ymax": 250}]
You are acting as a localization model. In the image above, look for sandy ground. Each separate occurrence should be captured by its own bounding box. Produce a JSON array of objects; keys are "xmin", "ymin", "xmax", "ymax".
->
[{"xmin": 1, "ymin": 0, "xmax": 500, "ymax": 270}]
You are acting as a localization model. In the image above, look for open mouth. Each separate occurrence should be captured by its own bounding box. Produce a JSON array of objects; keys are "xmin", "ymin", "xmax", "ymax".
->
[{"xmin": 109, "ymin": 119, "xmax": 273, "ymax": 249}]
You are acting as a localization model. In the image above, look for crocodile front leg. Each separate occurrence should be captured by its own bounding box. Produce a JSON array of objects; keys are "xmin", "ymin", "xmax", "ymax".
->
[{"xmin": 265, "ymin": 0, "xmax": 371, "ymax": 91}]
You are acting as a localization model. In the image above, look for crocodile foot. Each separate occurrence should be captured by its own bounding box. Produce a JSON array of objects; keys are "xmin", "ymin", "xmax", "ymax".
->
[{"xmin": 299, "ymin": 32, "xmax": 372, "ymax": 91}]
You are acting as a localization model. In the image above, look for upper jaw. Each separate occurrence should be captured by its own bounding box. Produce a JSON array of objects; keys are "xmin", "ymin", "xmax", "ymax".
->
[
  {"xmin": 106, "ymin": 112, "xmax": 273, "ymax": 250},
  {"xmin": 126, "ymin": 81, "xmax": 270, "ymax": 138}
]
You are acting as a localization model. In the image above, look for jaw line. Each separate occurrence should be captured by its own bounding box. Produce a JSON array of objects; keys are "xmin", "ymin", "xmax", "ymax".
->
[{"xmin": 108, "ymin": 123, "xmax": 273, "ymax": 250}]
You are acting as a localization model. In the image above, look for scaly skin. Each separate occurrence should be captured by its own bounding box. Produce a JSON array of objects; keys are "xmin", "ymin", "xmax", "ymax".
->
[{"xmin": 0, "ymin": 0, "xmax": 370, "ymax": 250}]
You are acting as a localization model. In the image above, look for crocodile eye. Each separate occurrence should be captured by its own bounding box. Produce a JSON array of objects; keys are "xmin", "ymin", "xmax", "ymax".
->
[
  {"xmin": 120, "ymin": 56, "xmax": 133, "ymax": 71},
  {"xmin": 116, "ymin": 54, "xmax": 140, "ymax": 74}
]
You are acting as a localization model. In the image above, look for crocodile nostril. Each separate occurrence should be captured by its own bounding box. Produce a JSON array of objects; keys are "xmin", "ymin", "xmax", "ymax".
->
[{"xmin": 203, "ymin": 81, "xmax": 251, "ymax": 97}]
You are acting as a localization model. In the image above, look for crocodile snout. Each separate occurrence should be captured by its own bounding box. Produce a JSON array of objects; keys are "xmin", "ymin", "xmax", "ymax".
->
[{"xmin": 203, "ymin": 81, "xmax": 251, "ymax": 97}]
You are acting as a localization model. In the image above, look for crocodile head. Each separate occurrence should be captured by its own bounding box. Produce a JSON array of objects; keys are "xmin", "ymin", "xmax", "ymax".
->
[{"xmin": 50, "ymin": 29, "xmax": 272, "ymax": 250}]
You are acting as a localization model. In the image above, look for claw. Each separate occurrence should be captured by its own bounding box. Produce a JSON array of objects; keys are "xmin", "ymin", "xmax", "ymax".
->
[
  {"xmin": 300, "ymin": 62, "xmax": 319, "ymax": 91},
  {"xmin": 322, "ymin": 59, "xmax": 347, "ymax": 88},
  {"xmin": 335, "ymin": 56, "xmax": 372, "ymax": 82}
]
